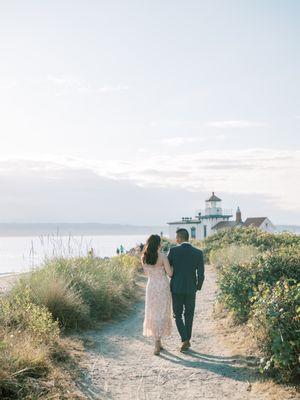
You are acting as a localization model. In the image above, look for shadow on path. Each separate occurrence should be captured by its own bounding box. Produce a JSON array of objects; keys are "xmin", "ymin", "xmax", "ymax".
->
[{"xmin": 159, "ymin": 349, "xmax": 261, "ymax": 383}]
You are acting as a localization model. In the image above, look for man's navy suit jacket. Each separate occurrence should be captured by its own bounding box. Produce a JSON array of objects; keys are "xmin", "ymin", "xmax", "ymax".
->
[{"xmin": 168, "ymin": 243, "xmax": 205, "ymax": 294}]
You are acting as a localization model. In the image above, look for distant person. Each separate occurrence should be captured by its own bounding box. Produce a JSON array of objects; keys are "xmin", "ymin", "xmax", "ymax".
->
[
  {"xmin": 88, "ymin": 247, "xmax": 94, "ymax": 258},
  {"xmin": 116, "ymin": 248, "xmax": 120, "ymax": 256},
  {"xmin": 119, "ymin": 244, "xmax": 125, "ymax": 254},
  {"xmin": 139, "ymin": 243, "xmax": 144, "ymax": 252},
  {"xmin": 168, "ymin": 228, "xmax": 205, "ymax": 352},
  {"xmin": 142, "ymin": 234, "xmax": 173, "ymax": 355},
  {"xmin": 160, "ymin": 231, "xmax": 163, "ymax": 237}
]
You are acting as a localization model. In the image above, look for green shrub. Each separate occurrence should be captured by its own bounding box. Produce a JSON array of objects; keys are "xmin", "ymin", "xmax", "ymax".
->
[
  {"xmin": 217, "ymin": 245, "xmax": 300, "ymax": 322},
  {"xmin": 204, "ymin": 227, "xmax": 300, "ymax": 383},
  {"xmin": 217, "ymin": 262, "xmax": 257, "ymax": 322},
  {"xmin": 0, "ymin": 288, "xmax": 60, "ymax": 344},
  {"xmin": 203, "ymin": 226, "xmax": 300, "ymax": 262},
  {"xmin": 161, "ymin": 237, "xmax": 176, "ymax": 253},
  {"xmin": 250, "ymin": 279, "xmax": 300, "ymax": 382},
  {"xmin": 255, "ymin": 246, "xmax": 300, "ymax": 287}
]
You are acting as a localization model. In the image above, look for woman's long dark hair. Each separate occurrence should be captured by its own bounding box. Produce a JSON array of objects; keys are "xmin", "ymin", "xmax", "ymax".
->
[{"xmin": 142, "ymin": 234, "xmax": 161, "ymax": 265}]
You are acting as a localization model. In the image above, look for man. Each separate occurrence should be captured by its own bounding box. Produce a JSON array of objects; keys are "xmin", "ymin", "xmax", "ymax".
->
[{"xmin": 168, "ymin": 228, "xmax": 205, "ymax": 352}]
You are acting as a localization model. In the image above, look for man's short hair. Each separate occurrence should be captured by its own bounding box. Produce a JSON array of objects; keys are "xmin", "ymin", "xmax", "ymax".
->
[{"xmin": 176, "ymin": 228, "xmax": 189, "ymax": 242}]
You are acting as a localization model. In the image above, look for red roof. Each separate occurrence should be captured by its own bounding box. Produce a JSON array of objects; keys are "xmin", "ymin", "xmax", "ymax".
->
[
  {"xmin": 211, "ymin": 221, "xmax": 237, "ymax": 230},
  {"xmin": 243, "ymin": 217, "xmax": 267, "ymax": 227}
]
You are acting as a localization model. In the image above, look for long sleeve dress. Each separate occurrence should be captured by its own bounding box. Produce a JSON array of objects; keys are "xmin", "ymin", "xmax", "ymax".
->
[{"xmin": 142, "ymin": 253, "xmax": 172, "ymax": 339}]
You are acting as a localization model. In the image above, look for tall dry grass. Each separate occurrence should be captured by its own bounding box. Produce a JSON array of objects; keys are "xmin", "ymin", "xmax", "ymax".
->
[
  {"xmin": 209, "ymin": 244, "xmax": 259, "ymax": 269},
  {"xmin": 0, "ymin": 253, "xmax": 141, "ymax": 398}
]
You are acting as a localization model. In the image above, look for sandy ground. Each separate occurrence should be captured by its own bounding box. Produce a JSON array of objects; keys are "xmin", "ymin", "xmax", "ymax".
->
[
  {"xmin": 76, "ymin": 265, "xmax": 296, "ymax": 400},
  {"xmin": 0, "ymin": 273, "xmax": 22, "ymax": 294}
]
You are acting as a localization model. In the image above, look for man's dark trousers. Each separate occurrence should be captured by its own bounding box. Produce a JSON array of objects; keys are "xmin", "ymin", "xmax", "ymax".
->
[{"xmin": 172, "ymin": 292, "xmax": 196, "ymax": 342}]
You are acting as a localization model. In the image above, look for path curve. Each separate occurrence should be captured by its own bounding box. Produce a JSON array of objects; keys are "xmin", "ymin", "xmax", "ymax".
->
[{"xmin": 78, "ymin": 265, "xmax": 268, "ymax": 400}]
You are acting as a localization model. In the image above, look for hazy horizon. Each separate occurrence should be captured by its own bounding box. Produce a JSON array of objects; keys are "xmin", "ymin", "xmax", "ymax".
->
[{"xmin": 1, "ymin": 1, "xmax": 299, "ymax": 225}]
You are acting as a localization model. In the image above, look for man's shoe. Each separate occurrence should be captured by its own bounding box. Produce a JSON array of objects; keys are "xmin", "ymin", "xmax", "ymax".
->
[
  {"xmin": 180, "ymin": 341, "xmax": 190, "ymax": 352},
  {"xmin": 187, "ymin": 340, "xmax": 191, "ymax": 348}
]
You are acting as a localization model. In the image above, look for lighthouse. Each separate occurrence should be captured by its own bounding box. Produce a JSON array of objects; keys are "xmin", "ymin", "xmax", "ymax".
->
[{"xmin": 167, "ymin": 192, "xmax": 233, "ymax": 240}]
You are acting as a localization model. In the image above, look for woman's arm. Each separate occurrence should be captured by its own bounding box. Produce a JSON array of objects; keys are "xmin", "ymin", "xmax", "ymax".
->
[
  {"xmin": 141, "ymin": 257, "xmax": 148, "ymax": 275},
  {"xmin": 163, "ymin": 254, "xmax": 173, "ymax": 277}
]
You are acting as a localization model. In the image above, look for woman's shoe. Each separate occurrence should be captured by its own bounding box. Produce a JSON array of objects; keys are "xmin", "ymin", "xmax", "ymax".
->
[
  {"xmin": 154, "ymin": 340, "xmax": 160, "ymax": 355},
  {"xmin": 158, "ymin": 339, "xmax": 164, "ymax": 350}
]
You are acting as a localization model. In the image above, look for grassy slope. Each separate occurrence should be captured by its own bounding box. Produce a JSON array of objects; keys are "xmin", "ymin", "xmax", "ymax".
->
[{"xmin": 0, "ymin": 254, "xmax": 141, "ymax": 399}]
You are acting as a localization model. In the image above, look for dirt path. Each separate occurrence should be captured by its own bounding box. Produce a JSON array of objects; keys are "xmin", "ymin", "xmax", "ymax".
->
[{"xmin": 77, "ymin": 265, "xmax": 272, "ymax": 400}]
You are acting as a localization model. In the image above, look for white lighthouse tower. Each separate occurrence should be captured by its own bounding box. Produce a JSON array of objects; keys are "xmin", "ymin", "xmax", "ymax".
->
[{"xmin": 205, "ymin": 192, "xmax": 223, "ymax": 216}]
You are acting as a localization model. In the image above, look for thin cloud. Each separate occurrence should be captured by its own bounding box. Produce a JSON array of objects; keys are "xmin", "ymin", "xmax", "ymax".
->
[
  {"xmin": 161, "ymin": 137, "xmax": 204, "ymax": 146},
  {"xmin": 47, "ymin": 75, "xmax": 129, "ymax": 95},
  {"xmin": 0, "ymin": 81, "xmax": 17, "ymax": 90},
  {"xmin": 150, "ymin": 120, "xmax": 203, "ymax": 128},
  {"xmin": 206, "ymin": 120, "xmax": 268, "ymax": 128}
]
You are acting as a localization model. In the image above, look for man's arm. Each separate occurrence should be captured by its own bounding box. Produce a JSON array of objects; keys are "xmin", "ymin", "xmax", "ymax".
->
[
  {"xmin": 167, "ymin": 247, "xmax": 174, "ymax": 266},
  {"xmin": 196, "ymin": 251, "xmax": 205, "ymax": 290}
]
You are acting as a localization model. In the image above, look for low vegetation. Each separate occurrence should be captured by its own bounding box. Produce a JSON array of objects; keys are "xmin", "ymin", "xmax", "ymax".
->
[
  {"xmin": 201, "ymin": 225, "xmax": 300, "ymax": 261},
  {"xmin": 0, "ymin": 254, "xmax": 141, "ymax": 399},
  {"xmin": 202, "ymin": 227, "xmax": 300, "ymax": 383},
  {"xmin": 209, "ymin": 244, "xmax": 259, "ymax": 269}
]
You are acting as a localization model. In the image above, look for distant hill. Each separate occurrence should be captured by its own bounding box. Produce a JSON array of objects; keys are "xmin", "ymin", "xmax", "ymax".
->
[
  {"xmin": 0, "ymin": 223, "xmax": 167, "ymax": 237},
  {"xmin": 276, "ymin": 225, "xmax": 300, "ymax": 234}
]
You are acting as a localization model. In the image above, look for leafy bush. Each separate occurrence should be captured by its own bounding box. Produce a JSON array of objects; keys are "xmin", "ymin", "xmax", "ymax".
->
[
  {"xmin": 217, "ymin": 245, "xmax": 300, "ymax": 323},
  {"xmin": 211, "ymin": 227, "xmax": 300, "ymax": 382},
  {"xmin": 250, "ymin": 279, "xmax": 300, "ymax": 382},
  {"xmin": 161, "ymin": 237, "xmax": 176, "ymax": 253},
  {"xmin": 254, "ymin": 246, "xmax": 300, "ymax": 287},
  {"xmin": 0, "ymin": 288, "xmax": 60, "ymax": 344},
  {"xmin": 203, "ymin": 226, "xmax": 300, "ymax": 263},
  {"xmin": 217, "ymin": 262, "xmax": 257, "ymax": 322}
]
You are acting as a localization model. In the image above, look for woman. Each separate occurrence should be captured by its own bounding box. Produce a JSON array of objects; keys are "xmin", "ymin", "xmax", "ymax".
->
[{"xmin": 141, "ymin": 234, "xmax": 173, "ymax": 355}]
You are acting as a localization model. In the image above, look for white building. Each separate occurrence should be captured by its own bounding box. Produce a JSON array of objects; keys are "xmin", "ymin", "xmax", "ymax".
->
[
  {"xmin": 167, "ymin": 192, "xmax": 276, "ymax": 240},
  {"xmin": 167, "ymin": 192, "xmax": 233, "ymax": 240},
  {"xmin": 243, "ymin": 217, "xmax": 276, "ymax": 233}
]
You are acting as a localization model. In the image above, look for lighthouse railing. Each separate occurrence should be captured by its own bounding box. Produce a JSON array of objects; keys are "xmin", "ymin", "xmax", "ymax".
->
[{"xmin": 195, "ymin": 208, "xmax": 233, "ymax": 218}]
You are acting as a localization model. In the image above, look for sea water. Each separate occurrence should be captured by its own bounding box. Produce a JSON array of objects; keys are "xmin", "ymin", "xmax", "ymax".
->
[{"xmin": 0, "ymin": 234, "xmax": 149, "ymax": 275}]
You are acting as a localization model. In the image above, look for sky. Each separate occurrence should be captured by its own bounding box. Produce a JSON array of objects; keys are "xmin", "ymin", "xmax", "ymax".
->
[{"xmin": 0, "ymin": 0, "xmax": 299, "ymax": 225}]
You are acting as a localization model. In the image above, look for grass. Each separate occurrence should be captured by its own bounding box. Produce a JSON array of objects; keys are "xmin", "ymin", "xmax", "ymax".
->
[
  {"xmin": 209, "ymin": 244, "xmax": 259, "ymax": 269},
  {"xmin": 0, "ymin": 253, "xmax": 141, "ymax": 398}
]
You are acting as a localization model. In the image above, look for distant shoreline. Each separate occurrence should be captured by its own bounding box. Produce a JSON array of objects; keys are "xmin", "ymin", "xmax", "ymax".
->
[{"xmin": 0, "ymin": 223, "xmax": 167, "ymax": 237}]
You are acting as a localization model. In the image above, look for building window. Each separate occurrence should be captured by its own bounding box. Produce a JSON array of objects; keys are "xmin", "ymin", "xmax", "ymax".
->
[
  {"xmin": 191, "ymin": 227, "xmax": 196, "ymax": 239},
  {"xmin": 203, "ymin": 225, "xmax": 207, "ymax": 238}
]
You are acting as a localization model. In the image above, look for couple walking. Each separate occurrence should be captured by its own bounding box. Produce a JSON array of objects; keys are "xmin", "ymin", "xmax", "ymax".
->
[{"xmin": 141, "ymin": 229, "xmax": 205, "ymax": 355}]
